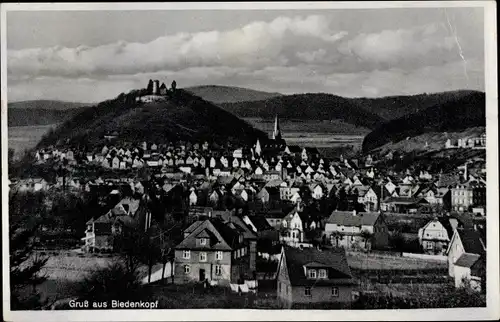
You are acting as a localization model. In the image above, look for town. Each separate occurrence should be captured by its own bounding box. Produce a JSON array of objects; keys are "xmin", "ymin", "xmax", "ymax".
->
[{"xmin": 8, "ymin": 80, "xmax": 487, "ymax": 310}]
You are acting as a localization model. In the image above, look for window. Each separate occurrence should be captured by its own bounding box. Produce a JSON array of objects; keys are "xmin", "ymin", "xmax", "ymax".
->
[
  {"xmin": 427, "ymin": 242, "xmax": 434, "ymax": 250},
  {"xmin": 308, "ymin": 269, "xmax": 317, "ymax": 279},
  {"xmin": 184, "ymin": 265, "xmax": 190, "ymax": 274},
  {"xmin": 183, "ymin": 250, "xmax": 190, "ymax": 259},
  {"xmin": 319, "ymin": 269, "xmax": 327, "ymax": 278},
  {"xmin": 216, "ymin": 251, "xmax": 223, "ymax": 260},
  {"xmin": 199, "ymin": 252, "xmax": 207, "ymax": 262},
  {"xmin": 331, "ymin": 287, "xmax": 339, "ymax": 297},
  {"xmin": 215, "ymin": 265, "xmax": 222, "ymax": 276},
  {"xmin": 200, "ymin": 238, "xmax": 207, "ymax": 245},
  {"xmin": 305, "ymin": 287, "xmax": 311, "ymax": 296},
  {"xmin": 283, "ymin": 221, "xmax": 287, "ymax": 228}
]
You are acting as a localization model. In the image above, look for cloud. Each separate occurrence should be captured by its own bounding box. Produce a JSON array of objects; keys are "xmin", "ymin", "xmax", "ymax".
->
[
  {"xmin": 337, "ymin": 24, "xmax": 459, "ymax": 70},
  {"xmin": 8, "ymin": 58, "xmax": 484, "ymax": 103},
  {"xmin": 7, "ymin": 14, "xmax": 347, "ymax": 78},
  {"xmin": 6, "ymin": 13, "xmax": 484, "ymax": 101}
]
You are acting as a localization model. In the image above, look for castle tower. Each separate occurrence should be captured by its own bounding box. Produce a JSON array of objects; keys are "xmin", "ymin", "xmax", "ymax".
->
[{"xmin": 152, "ymin": 80, "xmax": 160, "ymax": 95}]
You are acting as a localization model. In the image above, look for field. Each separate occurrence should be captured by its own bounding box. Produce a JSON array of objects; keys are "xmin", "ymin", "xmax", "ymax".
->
[
  {"xmin": 346, "ymin": 252, "xmax": 447, "ymax": 270},
  {"xmin": 8, "ymin": 124, "xmax": 57, "ymax": 159},
  {"xmin": 244, "ymin": 117, "xmax": 366, "ymax": 149}
]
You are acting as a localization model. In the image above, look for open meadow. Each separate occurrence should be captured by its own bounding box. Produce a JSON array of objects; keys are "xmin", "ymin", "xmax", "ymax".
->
[
  {"xmin": 243, "ymin": 117, "xmax": 366, "ymax": 149},
  {"xmin": 8, "ymin": 124, "xmax": 57, "ymax": 160}
]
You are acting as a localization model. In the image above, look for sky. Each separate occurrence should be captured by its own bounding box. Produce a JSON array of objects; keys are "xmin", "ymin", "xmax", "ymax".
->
[{"xmin": 6, "ymin": 7, "xmax": 485, "ymax": 103}]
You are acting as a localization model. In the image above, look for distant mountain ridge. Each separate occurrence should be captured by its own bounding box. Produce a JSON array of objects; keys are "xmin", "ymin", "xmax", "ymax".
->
[
  {"xmin": 219, "ymin": 93, "xmax": 387, "ymax": 130},
  {"xmin": 8, "ymin": 100, "xmax": 89, "ymax": 110},
  {"xmin": 186, "ymin": 85, "xmax": 282, "ymax": 103},
  {"xmin": 362, "ymin": 91, "xmax": 486, "ymax": 152},
  {"xmin": 218, "ymin": 89, "xmax": 485, "ymax": 125},
  {"xmin": 8, "ymin": 100, "xmax": 89, "ymax": 127}
]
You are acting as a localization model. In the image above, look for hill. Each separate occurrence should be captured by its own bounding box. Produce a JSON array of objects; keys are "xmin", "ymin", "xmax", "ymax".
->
[
  {"xmin": 8, "ymin": 100, "xmax": 89, "ymax": 127},
  {"xmin": 219, "ymin": 93, "xmax": 385, "ymax": 130},
  {"xmin": 185, "ymin": 85, "xmax": 282, "ymax": 104},
  {"xmin": 218, "ymin": 90, "xmax": 484, "ymax": 127},
  {"xmin": 351, "ymin": 90, "xmax": 482, "ymax": 121},
  {"xmin": 362, "ymin": 91, "xmax": 486, "ymax": 153},
  {"xmin": 36, "ymin": 89, "xmax": 268, "ymax": 149}
]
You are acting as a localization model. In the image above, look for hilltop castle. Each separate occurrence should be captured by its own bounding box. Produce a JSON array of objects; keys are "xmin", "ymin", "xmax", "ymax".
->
[{"xmin": 136, "ymin": 79, "xmax": 177, "ymax": 103}]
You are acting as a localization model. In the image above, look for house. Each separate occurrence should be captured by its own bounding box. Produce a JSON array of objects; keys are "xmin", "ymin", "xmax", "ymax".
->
[
  {"xmin": 15, "ymin": 178, "xmax": 49, "ymax": 192},
  {"xmin": 324, "ymin": 210, "xmax": 389, "ymax": 251},
  {"xmin": 276, "ymin": 245, "xmax": 355, "ymax": 308},
  {"xmin": 81, "ymin": 197, "xmax": 149, "ymax": 252},
  {"xmin": 278, "ymin": 208, "xmax": 304, "ymax": 246},
  {"xmin": 189, "ymin": 189, "xmax": 198, "ymax": 206},
  {"xmin": 309, "ymin": 183, "xmax": 324, "ymax": 200},
  {"xmin": 446, "ymin": 228, "xmax": 486, "ymax": 293},
  {"xmin": 280, "ymin": 185, "xmax": 301, "ymax": 201},
  {"xmin": 174, "ymin": 217, "xmax": 256, "ymax": 286},
  {"xmin": 418, "ymin": 217, "xmax": 456, "ymax": 255},
  {"xmin": 356, "ymin": 186, "xmax": 379, "ymax": 212},
  {"xmin": 380, "ymin": 197, "xmax": 429, "ymax": 213},
  {"xmin": 450, "ymin": 182, "xmax": 486, "ymax": 212}
]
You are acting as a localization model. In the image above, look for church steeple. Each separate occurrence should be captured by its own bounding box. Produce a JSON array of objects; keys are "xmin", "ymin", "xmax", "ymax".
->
[{"xmin": 272, "ymin": 114, "xmax": 282, "ymax": 141}]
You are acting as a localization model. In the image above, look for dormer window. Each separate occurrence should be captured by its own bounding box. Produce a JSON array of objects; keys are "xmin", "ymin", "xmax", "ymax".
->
[
  {"xmin": 200, "ymin": 238, "xmax": 207, "ymax": 245},
  {"xmin": 308, "ymin": 269, "xmax": 317, "ymax": 279},
  {"xmin": 319, "ymin": 269, "xmax": 327, "ymax": 278}
]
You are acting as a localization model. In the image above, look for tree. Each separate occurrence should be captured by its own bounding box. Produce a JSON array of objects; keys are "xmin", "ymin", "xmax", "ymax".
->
[
  {"xmin": 147, "ymin": 79, "xmax": 154, "ymax": 94},
  {"xmin": 171, "ymin": 80, "xmax": 177, "ymax": 92},
  {"xmin": 8, "ymin": 148, "xmax": 15, "ymax": 165},
  {"xmin": 330, "ymin": 231, "xmax": 342, "ymax": 247},
  {"xmin": 9, "ymin": 217, "xmax": 48, "ymax": 310},
  {"xmin": 77, "ymin": 262, "xmax": 141, "ymax": 303},
  {"xmin": 360, "ymin": 229, "xmax": 373, "ymax": 250}
]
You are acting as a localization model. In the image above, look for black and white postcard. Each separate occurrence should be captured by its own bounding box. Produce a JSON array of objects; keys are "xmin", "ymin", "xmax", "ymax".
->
[{"xmin": 1, "ymin": 2, "xmax": 498, "ymax": 321}]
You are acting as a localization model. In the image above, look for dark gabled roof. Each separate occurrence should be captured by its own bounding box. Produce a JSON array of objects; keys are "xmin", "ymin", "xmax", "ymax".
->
[
  {"xmin": 213, "ymin": 211, "xmax": 258, "ymax": 240},
  {"xmin": 210, "ymin": 218, "xmax": 245, "ymax": 249},
  {"xmin": 287, "ymin": 145, "xmax": 302, "ymax": 153},
  {"xmin": 454, "ymin": 253, "xmax": 481, "ymax": 268},
  {"xmin": 382, "ymin": 197, "xmax": 428, "ymax": 205},
  {"xmin": 326, "ymin": 211, "xmax": 380, "ymax": 227},
  {"xmin": 282, "ymin": 246, "xmax": 354, "ymax": 287},
  {"xmin": 438, "ymin": 217, "xmax": 463, "ymax": 240},
  {"xmin": 175, "ymin": 220, "xmax": 235, "ymax": 251},
  {"xmin": 457, "ymin": 228, "xmax": 486, "ymax": 255},
  {"xmin": 304, "ymin": 147, "xmax": 320, "ymax": 154},
  {"xmin": 247, "ymin": 215, "xmax": 273, "ymax": 231}
]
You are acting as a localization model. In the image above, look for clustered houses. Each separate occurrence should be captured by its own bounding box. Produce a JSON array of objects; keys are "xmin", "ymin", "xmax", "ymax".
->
[
  {"xmin": 445, "ymin": 133, "xmax": 486, "ymax": 149},
  {"xmin": 15, "ymin": 104, "xmax": 488, "ymax": 300}
]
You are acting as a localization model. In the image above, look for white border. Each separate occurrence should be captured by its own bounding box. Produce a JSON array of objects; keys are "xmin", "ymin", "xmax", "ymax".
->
[{"xmin": 1, "ymin": 2, "xmax": 498, "ymax": 321}]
